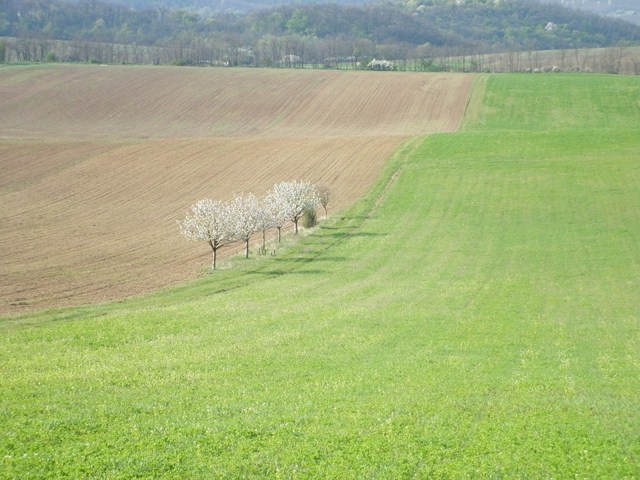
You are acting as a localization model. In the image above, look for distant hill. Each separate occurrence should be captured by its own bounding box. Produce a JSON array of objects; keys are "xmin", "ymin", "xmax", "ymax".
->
[
  {"xmin": 1, "ymin": 0, "xmax": 639, "ymax": 67},
  {"xmin": 541, "ymin": 0, "xmax": 640, "ymax": 26},
  {"xmin": 54, "ymin": 0, "xmax": 640, "ymax": 24},
  {"xmin": 70, "ymin": 0, "xmax": 373, "ymax": 14}
]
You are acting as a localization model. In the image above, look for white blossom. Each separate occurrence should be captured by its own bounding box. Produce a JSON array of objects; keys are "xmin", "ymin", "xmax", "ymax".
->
[
  {"xmin": 367, "ymin": 58, "xmax": 395, "ymax": 71},
  {"xmin": 178, "ymin": 198, "xmax": 234, "ymax": 270},
  {"xmin": 270, "ymin": 181, "xmax": 320, "ymax": 235},
  {"xmin": 264, "ymin": 188, "xmax": 289, "ymax": 242},
  {"xmin": 228, "ymin": 193, "xmax": 261, "ymax": 258},
  {"xmin": 179, "ymin": 180, "xmax": 323, "ymax": 268}
]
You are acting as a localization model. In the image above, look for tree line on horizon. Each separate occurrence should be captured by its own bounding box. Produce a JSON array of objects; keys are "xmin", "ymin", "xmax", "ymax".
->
[{"xmin": 1, "ymin": 0, "xmax": 640, "ymax": 69}]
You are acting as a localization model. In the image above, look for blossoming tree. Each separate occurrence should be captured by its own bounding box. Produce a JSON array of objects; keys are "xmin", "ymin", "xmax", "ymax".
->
[
  {"xmin": 228, "ymin": 193, "xmax": 261, "ymax": 259},
  {"xmin": 270, "ymin": 181, "xmax": 320, "ymax": 235},
  {"xmin": 178, "ymin": 198, "xmax": 233, "ymax": 270}
]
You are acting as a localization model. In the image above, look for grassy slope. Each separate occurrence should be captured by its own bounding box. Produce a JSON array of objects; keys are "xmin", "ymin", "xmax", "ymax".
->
[{"xmin": 2, "ymin": 74, "xmax": 640, "ymax": 478}]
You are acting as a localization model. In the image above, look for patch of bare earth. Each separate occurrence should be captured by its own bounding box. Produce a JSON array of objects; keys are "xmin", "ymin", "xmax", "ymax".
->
[{"xmin": 0, "ymin": 65, "xmax": 472, "ymax": 314}]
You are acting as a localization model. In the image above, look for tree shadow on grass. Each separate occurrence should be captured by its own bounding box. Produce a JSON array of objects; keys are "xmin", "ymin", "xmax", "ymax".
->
[
  {"xmin": 321, "ymin": 231, "xmax": 388, "ymax": 239},
  {"xmin": 252, "ymin": 268, "xmax": 326, "ymax": 277},
  {"xmin": 276, "ymin": 255, "xmax": 348, "ymax": 263},
  {"xmin": 315, "ymin": 225, "xmax": 388, "ymax": 241}
]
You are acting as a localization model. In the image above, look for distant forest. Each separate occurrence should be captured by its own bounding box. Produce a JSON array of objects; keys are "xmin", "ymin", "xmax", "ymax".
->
[{"xmin": 1, "ymin": 0, "xmax": 640, "ymax": 70}]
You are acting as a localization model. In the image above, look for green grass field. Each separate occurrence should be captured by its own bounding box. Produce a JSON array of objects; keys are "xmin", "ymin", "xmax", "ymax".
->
[{"xmin": 2, "ymin": 73, "xmax": 640, "ymax": 478}]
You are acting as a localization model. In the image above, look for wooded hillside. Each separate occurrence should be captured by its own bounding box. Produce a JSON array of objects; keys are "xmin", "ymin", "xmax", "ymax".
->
[{"xmin": 1, "ymin": 0, "xmax": 639, "ymax": 68}]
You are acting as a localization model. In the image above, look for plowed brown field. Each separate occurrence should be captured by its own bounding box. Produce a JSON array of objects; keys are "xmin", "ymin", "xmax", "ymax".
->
[{"xmin": 0, "ymin": 65, "xmax": 472, "ymax": 313}]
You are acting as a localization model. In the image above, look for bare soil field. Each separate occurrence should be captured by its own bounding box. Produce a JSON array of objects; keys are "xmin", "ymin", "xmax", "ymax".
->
[{"xmin": 0, "ymin": 65, "xmax": 472, "ymax": 314}]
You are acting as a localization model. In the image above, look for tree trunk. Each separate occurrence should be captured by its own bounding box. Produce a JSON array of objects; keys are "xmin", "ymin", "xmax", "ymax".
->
[
  {"xmin": 209, "ymin": 241, "xmax": 217, "ymax": 270},
  {"xmin": 262, "ymin": 229, "xmax": 267, "ymax": 255}
]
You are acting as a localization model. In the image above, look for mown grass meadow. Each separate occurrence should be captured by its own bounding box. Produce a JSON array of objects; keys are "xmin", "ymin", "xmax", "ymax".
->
[{"xmin": 1, "ymin": 73, "xmax": 639, "ymax": 478}]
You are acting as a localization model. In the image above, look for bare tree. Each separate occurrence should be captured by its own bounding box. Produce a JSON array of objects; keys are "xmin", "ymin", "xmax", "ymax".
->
[
  {"xmin": 315, "ymin": 184, "xmax": 331, "ymax": 218},
  {"xmin": 631, "ymin": 51, "xmax": 640, "ymax": 75},
  {"xmin": 602, "ymin": 44, "xmax": 625, "ymax": 74},
  {"xmin": 178, "ymin": 198, "xmax": 233, "ymax": 270}
]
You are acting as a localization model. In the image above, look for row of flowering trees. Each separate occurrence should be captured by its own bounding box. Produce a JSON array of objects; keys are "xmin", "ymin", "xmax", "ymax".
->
[{"xmin": 178, "ymin": 181, "xmax": 330, "ymax": 270}]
